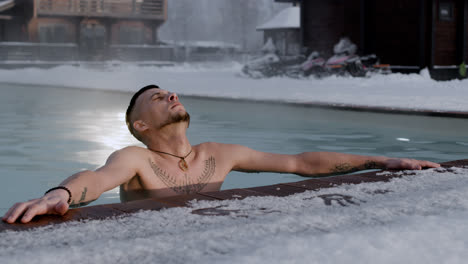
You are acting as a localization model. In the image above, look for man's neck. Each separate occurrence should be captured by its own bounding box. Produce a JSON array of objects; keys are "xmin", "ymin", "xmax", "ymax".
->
[{"xmin": 145, "ymin": 123, "xmax": 191, "ymax": 156}]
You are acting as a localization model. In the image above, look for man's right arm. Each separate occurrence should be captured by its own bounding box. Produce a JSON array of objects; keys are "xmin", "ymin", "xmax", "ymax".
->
[{"xmin": 2, "ymin": 146, "xmax": 142, "ymax": 224}]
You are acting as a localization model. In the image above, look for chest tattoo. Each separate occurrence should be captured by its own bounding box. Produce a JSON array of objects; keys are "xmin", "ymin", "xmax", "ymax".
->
[{"xmin": 149, "ymin": 156, "xmax": 216, "ymax": 195}]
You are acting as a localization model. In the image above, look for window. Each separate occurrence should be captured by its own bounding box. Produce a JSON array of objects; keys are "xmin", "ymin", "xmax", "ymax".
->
[
  {"xmin": 439, "ymin": 2, "xmax": 454, "ymax": 21},
  {"xmin": 38, "ymin": 24, "xmax": 68, "ymax": 43},
  {"xmin": 119, "ymin": 26, "xmax": 144, "ymax": 45}
]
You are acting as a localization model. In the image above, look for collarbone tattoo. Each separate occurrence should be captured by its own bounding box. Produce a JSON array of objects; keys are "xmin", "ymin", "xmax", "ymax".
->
[{"xmin": 149, "ymin": 156, "xmax": 216, "ymax": 195}]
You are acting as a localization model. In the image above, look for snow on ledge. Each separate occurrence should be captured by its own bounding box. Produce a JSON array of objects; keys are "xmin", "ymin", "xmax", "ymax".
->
[{"xmin": 1, "ymin": 167, "xmax": 468, "ymax": 263}]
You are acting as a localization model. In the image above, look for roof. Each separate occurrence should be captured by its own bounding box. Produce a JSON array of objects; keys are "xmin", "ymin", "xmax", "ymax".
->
[
  {"xmin": 0, "ymin": 0, "xmax": 14, "ymax": 13},
  {"xmin": 256, "ymin": 6, "xmax": 300, "ymax": 31}
]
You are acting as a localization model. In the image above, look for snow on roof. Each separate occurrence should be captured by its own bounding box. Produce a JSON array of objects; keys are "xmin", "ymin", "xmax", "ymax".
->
[
  {"xmin": 256, "ymin": 6, "xmax": 300, "ymax": 31},
  {"xmin": 0, "ymin": 0, "xmax": 14, "ymax": 13}
]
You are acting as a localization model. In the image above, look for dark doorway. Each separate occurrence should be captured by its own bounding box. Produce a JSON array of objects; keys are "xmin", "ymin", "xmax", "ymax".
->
[{"xmin": 80, "ymin": 23, "xmax": 107, "ymax": 60}]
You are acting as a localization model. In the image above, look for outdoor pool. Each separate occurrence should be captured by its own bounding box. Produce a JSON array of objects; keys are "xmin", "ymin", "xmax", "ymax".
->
[{"xmin": 1, "ymin": 83, "xmax": 467, "ymax": 215}]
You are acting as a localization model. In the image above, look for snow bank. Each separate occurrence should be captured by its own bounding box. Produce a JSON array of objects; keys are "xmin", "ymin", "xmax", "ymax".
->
[
  {"xmin": 1, "ymin": 167, "xmax": 468, "ymax": 263},
  {"xmin": 0, "ymin": 63, "xmax": 466, "ymax": 112}
]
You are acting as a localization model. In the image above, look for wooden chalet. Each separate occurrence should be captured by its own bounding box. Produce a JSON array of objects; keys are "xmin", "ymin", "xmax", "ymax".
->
[
  {"xmin": 256, "ymin": 6, "xmax": 301, "ymax": 56},
  {"xmin": 277, "ymin": 0, "xmax": 468, "ymax": 78},
  {"xmin": 0, "ymin": 0, "xmax": 169, "ymax": 61}
]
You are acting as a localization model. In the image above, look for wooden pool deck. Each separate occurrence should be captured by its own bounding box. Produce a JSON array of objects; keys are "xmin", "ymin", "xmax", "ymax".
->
[{"xmin": 1, "ymin": 159, "xmax": 467, "ymax": 232}]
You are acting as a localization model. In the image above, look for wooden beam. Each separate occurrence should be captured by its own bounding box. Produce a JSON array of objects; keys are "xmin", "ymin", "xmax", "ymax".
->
[
  {"xmin": 431, "ymin": 0, "xmax": 436, "ymax": 68},
  {"xmin": 463, "ymin": 0, "xmax": 468, "ymax": 62},
  {"xmin": 419, "ymin": 0, "xmax": 427, "ymax": 68},
  {"xmin": 456, "ymin": 0, "xmax": 466, "ymax": 64},
  {"xmin": 360, "ymin": 0, "xmax": 366, "ymax": 55}
]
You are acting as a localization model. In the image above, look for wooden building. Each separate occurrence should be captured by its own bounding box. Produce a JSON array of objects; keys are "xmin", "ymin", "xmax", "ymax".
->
[
  {"xmin": 256, "ymin": 6, "xmax": 301, "ymax": 56},
  {"xmin": 277, "ymin": 0, "xmax": 468, "ymax": 77},
  {"xmin": 0, "ymin": 0, "xmax": 168, "ymax": 61}
]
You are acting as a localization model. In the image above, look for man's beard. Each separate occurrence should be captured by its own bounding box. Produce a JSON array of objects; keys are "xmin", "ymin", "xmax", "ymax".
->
[{"xmin": 160, "ymin": 111, "xmax": 190, "ymax": 129}]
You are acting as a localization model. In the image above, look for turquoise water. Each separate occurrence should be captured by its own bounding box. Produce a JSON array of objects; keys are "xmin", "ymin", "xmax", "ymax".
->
[{"xmin": 0, "ymin": 83, "xmax": 467, "ymax": 214}]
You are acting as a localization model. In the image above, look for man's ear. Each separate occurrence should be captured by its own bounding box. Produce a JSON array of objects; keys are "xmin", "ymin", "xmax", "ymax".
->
[{"xmin": 133, "ymin": 120, "xmax": 148, "ymax": 133}]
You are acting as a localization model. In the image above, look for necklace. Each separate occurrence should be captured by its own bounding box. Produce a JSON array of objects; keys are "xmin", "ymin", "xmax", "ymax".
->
[{"xmin": 149, "ymin": 148, "xmax": 192, "ymax": 172}]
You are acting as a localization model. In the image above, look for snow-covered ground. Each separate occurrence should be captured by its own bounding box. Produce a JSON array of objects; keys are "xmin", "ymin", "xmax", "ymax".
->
[
  {"xmin": 0, "ymin": 63, "xmax": 467, "ymax": 112},
  {"xmin": 1, "ymin": 63, "xmax": 468, "ymax": 263},
  {"xmin": 1, "ymin": 167, "xmax": 468, "ymax": 264}
]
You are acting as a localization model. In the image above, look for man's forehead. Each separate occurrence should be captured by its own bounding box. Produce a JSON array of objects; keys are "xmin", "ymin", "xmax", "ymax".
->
[{"xmin": 138, "ymin": 88, "xmax": 167, "ymax": 101}]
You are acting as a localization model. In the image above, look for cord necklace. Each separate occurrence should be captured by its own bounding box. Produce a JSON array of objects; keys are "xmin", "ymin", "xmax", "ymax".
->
[{"xmin": 149, "ymin": 148, "xmax": 192, "ymax": 172}]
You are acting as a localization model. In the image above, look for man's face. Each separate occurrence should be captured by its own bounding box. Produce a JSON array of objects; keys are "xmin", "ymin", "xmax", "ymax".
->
[{"xmin": 133, "ymin": 88, "xmax": 190, "ymax": 130}]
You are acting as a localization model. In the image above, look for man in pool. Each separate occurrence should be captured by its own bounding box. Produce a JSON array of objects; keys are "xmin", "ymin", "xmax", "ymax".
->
[{"xmin": 3, "ymin": 84, "xmax": 440, "ymax": 224}]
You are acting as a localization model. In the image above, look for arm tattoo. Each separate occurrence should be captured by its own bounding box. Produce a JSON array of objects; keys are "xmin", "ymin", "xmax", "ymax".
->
[
  {"xmin": 331, "ymin": 160, "xmax": 380, "ymax": 175},
  {"xmin": 79, "ymin": 187, "xmax": 87, "ymax": 202},
  {"xmin": 364, "ymin": 160, "xmax": 379, "ymax": 169},
  {"xmin": 149, "ymin": 157, "xmax": 216, "ymax": 195},
  {"xmin": 331, "ymin": 163, "xmax": 358, "ymax": 173},
  {"xmin": 69, "ymin": 187, "xmax": 92, "ymax": 208}
]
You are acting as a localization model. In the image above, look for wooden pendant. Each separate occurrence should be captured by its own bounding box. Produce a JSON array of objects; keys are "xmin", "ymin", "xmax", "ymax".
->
[{"xmin": 178, "ymin": 159, "xmax": 189, "ymax": 172}]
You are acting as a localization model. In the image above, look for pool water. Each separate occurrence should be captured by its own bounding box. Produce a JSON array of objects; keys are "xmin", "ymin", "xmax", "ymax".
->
[{"xmin": 0, "ymin": 83, "xmax": 467, "ymax": 215}]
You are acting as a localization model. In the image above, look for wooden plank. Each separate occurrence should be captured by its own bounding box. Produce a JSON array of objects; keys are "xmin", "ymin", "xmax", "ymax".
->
[
  {"xmin": 247, "ymin": 184, "xmax": 308, "ymax": 197},
  {"xmin": 201, "ymin": 188, "xmax": 269, "ymax": 200}
]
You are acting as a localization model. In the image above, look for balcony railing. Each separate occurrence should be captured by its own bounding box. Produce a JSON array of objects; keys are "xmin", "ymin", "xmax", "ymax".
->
[{"xmin": 36, "ymin": 0, "xmax": 165, "ymax": 19}]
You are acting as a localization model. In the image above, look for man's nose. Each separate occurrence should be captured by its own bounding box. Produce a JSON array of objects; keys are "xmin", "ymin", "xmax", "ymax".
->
[{"xmin": 168, "ymin": 92, "xmax": 179, "ymax": 102}]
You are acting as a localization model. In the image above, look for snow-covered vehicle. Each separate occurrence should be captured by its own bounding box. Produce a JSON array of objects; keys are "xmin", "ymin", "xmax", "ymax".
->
[{"xmin": 242, "ymin": 37, "xmax": 390, "ymax": 79}]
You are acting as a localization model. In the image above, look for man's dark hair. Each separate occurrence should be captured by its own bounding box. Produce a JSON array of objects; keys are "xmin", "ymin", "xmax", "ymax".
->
[{"xmin": 125, "ymin": 84, "xmax": 160, "ymax": 141}]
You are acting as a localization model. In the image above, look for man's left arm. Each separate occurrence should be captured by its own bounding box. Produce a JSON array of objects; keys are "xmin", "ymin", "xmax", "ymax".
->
[
  {"xmin": 293, "ymin": 151, "xmax": 440, "ymax": 176},
  {"xmin": 228, "ymin": 144, "xmax": 440, "ymax": 177}
]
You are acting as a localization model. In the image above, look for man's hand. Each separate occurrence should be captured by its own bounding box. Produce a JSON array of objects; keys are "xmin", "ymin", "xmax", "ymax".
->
[
  {"xmin": 383, "ymin": 158, "xmax": 440, "ymax": 170},
  {"xmin": 2, "ymin": 189, "xmax": 69, "ymax": 224}
]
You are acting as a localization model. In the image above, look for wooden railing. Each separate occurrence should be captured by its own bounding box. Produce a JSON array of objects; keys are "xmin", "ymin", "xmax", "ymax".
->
[
  {"xmin": 36, "ymin": 0, "xmax": 165, "ymax": 19},
  {"xmin": 0, "ymin": 42, "xmax": 79, "ymax": 61}
]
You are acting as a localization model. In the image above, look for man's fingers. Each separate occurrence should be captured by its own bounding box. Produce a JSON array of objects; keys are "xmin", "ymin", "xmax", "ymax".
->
[
  {"xmin": 421, "ymin": 161, "xmax": 440, "ymax": 168},
  {"xmin": 2, "ymin": 203, "xmax": 19, "ymax": 222},
  {"xmin": 4, "ymin": 202, "xmax": 29, "ymax": 224},
  {"xmin": 407, "ymin": 162, "xmax": 421, "ymax": 170},
  {"xmin": 20, "ymin": 199, "xmax": 70, "ymax": 223},
  {"xmin": 54, "ymin": 201, "xmax": 69, "ymax": 215},
  {"xmin": 3, "ymin": 196, "xmax": 69, "ymax": 224},
  {"xmin": 21, "ymin": 204, "xmax": 46, "ymax": 223},
  {"xmin": 386, "ymin": 158, "xmax": 440, "ymax": 171}
]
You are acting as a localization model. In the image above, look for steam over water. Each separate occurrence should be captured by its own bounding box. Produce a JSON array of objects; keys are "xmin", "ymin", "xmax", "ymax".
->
[{"xmin": 159, "ymin": 0, "xmax": 289, "ymax": 50}]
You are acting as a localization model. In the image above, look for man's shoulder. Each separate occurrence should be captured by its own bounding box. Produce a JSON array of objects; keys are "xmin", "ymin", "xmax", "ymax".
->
[
  {"xmin": 195, "ymin": 142, "xmax": 245, "ymax": 152},
  {"xmin": 119, "ymin": 145, "xmax": 148, "ymax": 153},
  {"xmin": 109, "ymin": 146, "xmax": 148, "ymax": 160}
]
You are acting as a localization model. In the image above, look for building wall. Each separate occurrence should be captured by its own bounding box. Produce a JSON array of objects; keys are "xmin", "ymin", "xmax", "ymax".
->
[
  {"xmin": 0, "ymin": 0, "xmax": 33, "ymax": 42},
  {"xmin": 110, "ymin": 20, "xmax": 154, "ymax": 45},
  {"xmin": 365, "ymin": 0, "xmax": 422, "ymax": 66},
  {"xmin": 465, "ymin": 0, "xmax": 468, "ymax": 63},
  {"xmin": 263, "ymin": 29, "xmax": 301, "ymax": 56},
  {"xmin": 28, "ymin": 17, "xmax": 77, "ymax": 43},
  {"xmin": 433, "ymin": 0, "xmax": 460, "ymax": 65},
  {"xmin": 301, "ymin": 0, "xmax": 361, "ymax": 57}
]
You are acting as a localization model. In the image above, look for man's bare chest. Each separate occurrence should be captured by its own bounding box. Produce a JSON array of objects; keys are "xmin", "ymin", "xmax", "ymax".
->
[{"xmin": 129, "ymin": 154, "xmax": 230, "ymax": 197}]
